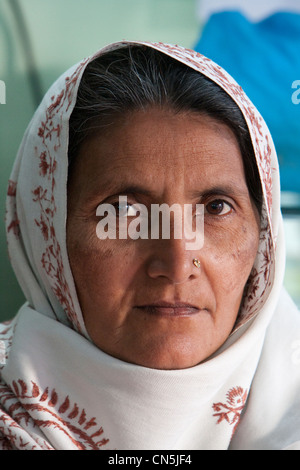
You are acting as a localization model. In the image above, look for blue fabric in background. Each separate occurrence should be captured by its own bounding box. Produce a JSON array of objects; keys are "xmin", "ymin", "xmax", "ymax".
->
[{"xmin": 194, "ymin": 11, "xmax": 300, "ymax": 194}]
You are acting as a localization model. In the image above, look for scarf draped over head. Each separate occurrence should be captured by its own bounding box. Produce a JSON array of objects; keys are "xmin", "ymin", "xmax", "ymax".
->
[{"xmin": 1, "ymin": 40, "xmax": 300, "ymax": 450}]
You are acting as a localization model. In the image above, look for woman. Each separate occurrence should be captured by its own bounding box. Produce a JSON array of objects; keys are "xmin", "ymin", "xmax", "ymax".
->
[{"xmin": 1, "ymin": 41, "xmax": 300, "ymax": 450}]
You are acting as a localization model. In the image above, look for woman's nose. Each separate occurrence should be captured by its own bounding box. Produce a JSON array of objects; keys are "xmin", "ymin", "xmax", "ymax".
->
[{"xmin": 146, "ymin": 237, "xmax": 201, "ymax": 285}]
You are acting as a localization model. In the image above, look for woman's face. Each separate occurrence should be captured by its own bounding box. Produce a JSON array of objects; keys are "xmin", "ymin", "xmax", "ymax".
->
[{"xmin": 67, "ymin": 108, "xmax": 260, "ymax": 370}]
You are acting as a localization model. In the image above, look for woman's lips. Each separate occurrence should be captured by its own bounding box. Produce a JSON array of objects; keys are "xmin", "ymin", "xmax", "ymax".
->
[{"xmin": 135, "ymin": 301, "xmax": 201, "ymax": 317}]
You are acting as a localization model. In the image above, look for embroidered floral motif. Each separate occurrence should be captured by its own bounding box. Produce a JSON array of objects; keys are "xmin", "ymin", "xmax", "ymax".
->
[
  {"xmin": 0, "ymin": 379, "xmax": 109, "ymax": 450},
  {"xmin": 0, "ymin": 320, "xmax": 15, "ymax": 372},
  {"xmin": 212, "ymin": 387, "xmax": 248, "ymax": 438},
  {"xmin": 6, "ymin": 180, "xmax": 20, "ymax": 237},
  {"xmin": 0, "ymin": 410, "xmax": 51, "ymax": 450},
  {"xmin": 32, "ymin": 59, "xmax": 88, "ymax": 332}
]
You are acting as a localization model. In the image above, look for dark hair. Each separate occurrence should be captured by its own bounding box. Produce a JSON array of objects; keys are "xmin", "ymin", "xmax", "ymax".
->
[{"xmin": 68, "ymin": 45, "xmax": 262, "ymax": 214}]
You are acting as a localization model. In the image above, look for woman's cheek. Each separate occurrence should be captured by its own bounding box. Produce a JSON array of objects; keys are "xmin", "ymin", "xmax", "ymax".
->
[{"xmin": 204, "ymin": 221, "xmax": 259, "ymax": 293}]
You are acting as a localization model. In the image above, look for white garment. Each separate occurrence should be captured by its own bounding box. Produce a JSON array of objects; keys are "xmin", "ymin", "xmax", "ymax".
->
[
  {"xmin": 1, "ymin": 40, "xmax": 300, "ymax": 450},
  {"xmin": 197, "ymin": 0, "xmax": 300, "ymax": 22}
]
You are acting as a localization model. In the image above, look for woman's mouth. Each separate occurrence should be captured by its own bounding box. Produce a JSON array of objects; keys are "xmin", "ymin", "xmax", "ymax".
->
[{"xmin": 135, "ymin": 301, "xmax": 201, "ymax": 317}]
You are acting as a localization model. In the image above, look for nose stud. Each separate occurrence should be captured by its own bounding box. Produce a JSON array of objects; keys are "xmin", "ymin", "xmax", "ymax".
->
[{"xmin": 193, "ymin": 258, "xmax": 201, "ymax": 269}]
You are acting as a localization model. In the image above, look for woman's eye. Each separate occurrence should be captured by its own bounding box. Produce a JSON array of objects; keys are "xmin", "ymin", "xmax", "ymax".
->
[
  {"xmin": 113, "ymin": 202, "xmax": 136, "ymax": 217},
  {"xmin": 205, "ymin": 199, "xmax": 232, "ymax": 216}
]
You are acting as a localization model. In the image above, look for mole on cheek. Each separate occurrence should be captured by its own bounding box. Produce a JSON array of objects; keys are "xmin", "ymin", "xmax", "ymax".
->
[{"xmin": 231, "ymin": 249, "xmax": 241, "ymax": 260}]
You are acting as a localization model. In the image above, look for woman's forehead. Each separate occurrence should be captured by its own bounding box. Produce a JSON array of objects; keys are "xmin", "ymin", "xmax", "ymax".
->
[{"xmin": 69, "ymin": 108, "xmax": 249, "ymax": 202}]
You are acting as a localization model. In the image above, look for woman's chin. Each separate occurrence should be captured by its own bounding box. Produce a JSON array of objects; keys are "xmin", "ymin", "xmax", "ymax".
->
[{"xmin": 108, "ymin": 339, "xmax": 217, "ymax": 370}]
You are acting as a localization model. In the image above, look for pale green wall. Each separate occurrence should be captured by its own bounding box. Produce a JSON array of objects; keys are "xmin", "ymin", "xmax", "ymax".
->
[{"xmin": 0, "ymin": 0, "xmax": 200, "ymax": 322}]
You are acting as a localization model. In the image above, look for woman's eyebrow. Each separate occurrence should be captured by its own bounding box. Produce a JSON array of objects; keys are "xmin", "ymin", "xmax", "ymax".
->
[
  {"xmin": 191, "ymin": 185, "xmax": 247, "ymax": 199},
  {"xmin": 86, "ymin": 182, "xmax": 154, "ymax": 203},
  {"xmin": 109, "ymin": 184, "xmax": 154, "ymax": 196}
]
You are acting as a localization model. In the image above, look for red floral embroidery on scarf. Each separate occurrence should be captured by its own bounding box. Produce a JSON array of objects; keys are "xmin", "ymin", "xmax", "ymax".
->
[
  {"xmin": 0, "ymin": 379, "xmax": 109, "ymax": 450},
  {"xmin": 212, "ymin": 387, "xmax": 248, "ymax": 438},
  {"xmin": 0, "ymin": 410, "xmax": 52, "ymax": 450},
  {"xmin": 32, "ymin": 59, "xmax": 88, "ymax": 331},
  {"xmin": 0, "ymin": 320, "xmax": 14, "ymax": 371},
  {"xmin": 6, "ymin": 180, "xmax": 20, "ymax": 237},
  {"xmin": 7, "ymin": 180, "xmax": 17, "ymax": 197}
]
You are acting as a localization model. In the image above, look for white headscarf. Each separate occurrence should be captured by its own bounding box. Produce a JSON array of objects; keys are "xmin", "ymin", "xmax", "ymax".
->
[{"xmin": 1, "ymin": 41, "xmax": 300, "ymax": 450}]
